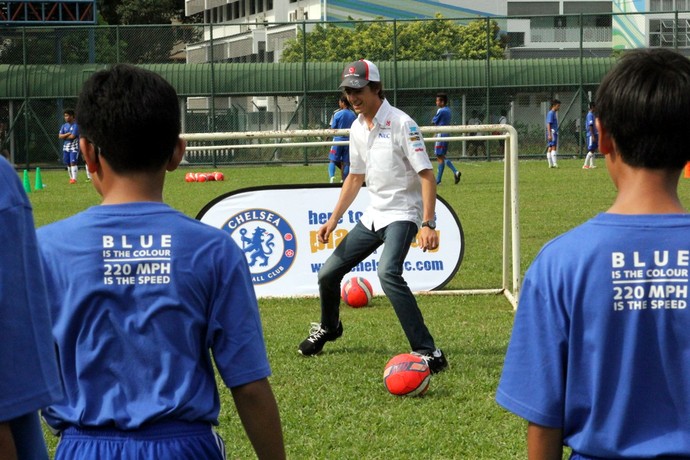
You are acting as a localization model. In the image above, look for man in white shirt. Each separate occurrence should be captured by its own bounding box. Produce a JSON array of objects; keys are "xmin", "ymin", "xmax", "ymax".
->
[{"xmin": 298, "ymin": 59, "xmax": 448, "ymax": 374}]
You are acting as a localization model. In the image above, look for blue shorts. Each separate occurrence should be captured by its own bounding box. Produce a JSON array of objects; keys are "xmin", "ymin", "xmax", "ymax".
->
[
  {"xmin": 547, "ymin": 132, "xmax": 558, "ymax": 148},
  {"xmin": 54, "ymin": 421, "xmax": 226, "ymax": 460},
  {"xmin": 587, "ymin": 136, "xmax": 598, "ymax": 152},
  {"xmin": 434, "ymin": 141, "xmax": 449, "ymax": 156},
  {"xmin": 329, "ymin": 144, "xmax": 349, "ymax": 164},
  {"xmin": 63, "ymin": 150, "xmax": 78, "ymax": 165}
]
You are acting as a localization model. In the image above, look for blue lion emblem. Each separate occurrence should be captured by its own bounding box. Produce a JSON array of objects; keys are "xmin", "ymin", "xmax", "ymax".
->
[{"xmin": 239, "ymin": 227, "xmax": 275, "ymax": 267}]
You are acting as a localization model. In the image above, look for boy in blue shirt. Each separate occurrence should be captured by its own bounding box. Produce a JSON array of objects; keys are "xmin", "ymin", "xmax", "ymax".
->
[
  {"xmin": 432, "ymin": 93, "xmax": 461, "ymax": 185},
  {"xmin": 58, "ymin": 109, "xmax": 80, "ymax": 183},
  {"xmin": 0, "ymin": 155, "xmax": 62, "ymax": 460},
  {"xmin": 582, "ymin": 101, "xmax": 598, "ymax": 169},
  {"xmin": 497, "ymin": 49, "xmax": 690, "ymax": 459},
  {"xmin": 38, "ymin": 64, "xmax": 285, "ymax": 459},
  {"xmin": 328, "ymin": 95, "xmax": 357, "ymax": 183},
  {"xmin": 545, "ymin": 99, "xmax": 560, "ymax": 168}
]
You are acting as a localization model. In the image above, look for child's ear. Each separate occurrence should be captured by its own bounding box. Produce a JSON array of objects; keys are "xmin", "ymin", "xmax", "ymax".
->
[
  {"xmin": 80, "ymin": 138, "xmax": 99, "ymax": 173},
  {"xmin": 166, "ymin": 138, "xmax": 186, "ymax": 172},
  {"xmin": 596, "ymin": 118, "xmax": 613, "ymax": 155}
]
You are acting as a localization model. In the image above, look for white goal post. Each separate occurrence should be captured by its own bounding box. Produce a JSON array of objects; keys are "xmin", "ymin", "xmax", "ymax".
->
[{"xmin": 182, "ymin": 124, "xmax": 521, "ymax": 309}]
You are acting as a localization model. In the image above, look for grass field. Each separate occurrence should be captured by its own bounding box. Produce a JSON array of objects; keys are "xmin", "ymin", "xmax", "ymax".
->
[{"xmin": 25, "ymin": 158, "xmax": 690, "ymax": 459}]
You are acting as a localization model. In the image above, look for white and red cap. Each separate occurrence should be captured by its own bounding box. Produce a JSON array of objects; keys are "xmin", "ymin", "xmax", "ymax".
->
[{"xmin": 339, "ymin": 59, "xmax": 381, "ymax": 89}]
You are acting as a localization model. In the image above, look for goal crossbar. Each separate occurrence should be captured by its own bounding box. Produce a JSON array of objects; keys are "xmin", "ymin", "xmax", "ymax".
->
[{"xmin": 182, "ymin": 124, "xmax": 520, "ymax": 309}]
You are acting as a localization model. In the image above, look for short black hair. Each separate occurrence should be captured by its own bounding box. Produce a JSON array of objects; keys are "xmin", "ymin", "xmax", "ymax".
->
[
  {"xmin": 436, "ymin": 93, "xmax": 448, "ymax": 104},
  {"xmin": 342, "ymin": 81, "xmax": 386, "ymax": 101},
  {"xmin": 64, "ymin": 109, "xmax": 75, "ymax": 117},
  {"xmin": 338, "ymin": 94, "xmax": 352, "ymax": 109},
  {"xmin": 596, "ymin": 48, "xmax": 690, "ymax": 169},
  {"xmin": 551, "ymin": 99, "xmax": 561, "ymax": 107},
  {"xmin": 76, "ymin": 64, "xmax": 181, "ymax": 173}
]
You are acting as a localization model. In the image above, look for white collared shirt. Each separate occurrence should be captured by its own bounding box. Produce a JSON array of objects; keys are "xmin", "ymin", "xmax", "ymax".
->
[{"xmin": 349, "ymin": 99, "xmax": 433, "ymax": 230}]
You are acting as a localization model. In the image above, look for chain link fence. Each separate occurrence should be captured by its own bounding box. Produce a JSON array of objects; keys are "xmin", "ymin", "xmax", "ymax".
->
[{"xmin": 0, "ymin": 11, "xmax": 686, "ymax": 168}]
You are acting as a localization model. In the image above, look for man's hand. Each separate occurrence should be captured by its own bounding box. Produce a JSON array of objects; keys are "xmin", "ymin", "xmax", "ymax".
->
[
  {"xmin": 317, "ymin": 219, "xmax": 338, "ymax": 244},
  {"xmin": 416, "ymin": 226, "xmax": 438, "ymax": 252}
]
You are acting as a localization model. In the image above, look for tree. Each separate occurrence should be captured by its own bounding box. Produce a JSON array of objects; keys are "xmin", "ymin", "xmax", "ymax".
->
[
  {"xmin": 456, "ymin": 18, "xmax": 504, "ymax": 60},
  {"xmin": 95, "ymin": 0, "xmax": 201, "ymax": 64},
  {"xmin": 0, "ymin": 13, "xmax": 120, "ymax": 64},
  {"xmin": 280, "ymin": 15, "xmax": 505, "ymax": 63},
  {"xmin": 280, "ymin": 24, "xmax": 355, "ymax": 63},
  {"xmin": 97, "ymin": 0, "xmax": 187, "ymax": 25},
  {"xmin": 396, "ymin": 15, "xmax": 464, "ymax": 61}
]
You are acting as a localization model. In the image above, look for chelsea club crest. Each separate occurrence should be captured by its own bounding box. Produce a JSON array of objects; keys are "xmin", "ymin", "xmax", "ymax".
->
[{"xmin": 222, "ymin": 209, "xmax": 296, "ymax": 284}]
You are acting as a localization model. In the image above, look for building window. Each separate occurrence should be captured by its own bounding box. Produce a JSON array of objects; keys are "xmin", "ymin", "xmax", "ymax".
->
[
  {"xmin": 651, "ymin": 0, "xmax": 680, "ymax": 11},
  {"xmin": 649, "ymin": 18, "xmax": 690, "ymax": 46},
  {"xmin": 507, "ymin": 32, "xmax": 525, "ymax": 47},
  {"xmin": 258, "ymin": 40, "xmax": 266, "ymax": 62}
]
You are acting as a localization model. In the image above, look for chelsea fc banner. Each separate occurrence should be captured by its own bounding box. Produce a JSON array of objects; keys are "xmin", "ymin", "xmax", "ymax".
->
[{"xmin": 197, "ymin": 184, "xmax": 463, "ymax": 298}]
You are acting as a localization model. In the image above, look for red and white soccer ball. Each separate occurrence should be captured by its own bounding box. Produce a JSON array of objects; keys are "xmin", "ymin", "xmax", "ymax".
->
[
  {"xmin": 341, "ymin": 276, "xmax": 373, "ymax": 308},
  {"xmin": 213, "ymin": 171, "xmax": 225, "ymax": 181},
  {"xmin": 185, "ymin": 172, "xmax": 196, "ymax": 182},
  {"xmin": 383, "ymin": 353, "xmax": 431, "ymax": 397}
]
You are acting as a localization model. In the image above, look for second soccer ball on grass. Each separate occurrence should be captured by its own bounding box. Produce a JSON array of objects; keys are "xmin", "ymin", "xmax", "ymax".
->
[{"xmin": 341, "ymin": 276, "xmax": 373, "ymax": 308}]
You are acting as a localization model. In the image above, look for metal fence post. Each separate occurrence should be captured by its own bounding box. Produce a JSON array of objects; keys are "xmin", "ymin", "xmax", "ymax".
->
[
  {"xmin": 302, "ymin": 21, "xmax": 309, "ymax": 165},
  {"xmin": 485, "ymin": 17, "xmax": 491, "ymax": 161},
  {"xmin": 209, "ymin": 23, "xmax": 218, "ymax": 167},
  {"xmin": 393, "ymin": 19, "xmax": 398, "ymax": 107}
]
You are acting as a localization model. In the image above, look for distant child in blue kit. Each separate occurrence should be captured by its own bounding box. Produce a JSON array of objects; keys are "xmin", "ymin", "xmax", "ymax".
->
[
  {"xmin": 58, "ymin": 109, "xmax": 80, "ymax": 183},
  {"xmin": 432, "ymin": 93, "xmax": 461, "ymax": 185},
  {"xmin": 328, "ymin": 94, "xmax": 357, "ymax": 183},
  {"xmin": 582, "ymin": 101, "xmax": 598, "ymax": 169},
  {"xmin": 545, "ymin": 99, "xmax": 560, "ymax": 168},
  {"xmin": 38, "ymin": 64, "xmax": 285, "ymax": 460}
]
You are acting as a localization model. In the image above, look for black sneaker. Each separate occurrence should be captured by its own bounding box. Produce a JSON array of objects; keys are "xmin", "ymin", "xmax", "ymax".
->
[
  {"xmin": 454, "ymin": 171, "xmax": 462, "ymax": 185},
  {"xmin": 413, "ymin": 348, "xmax": 448, "ymax": 374},
  {"xmin": 298, "ymin": 321, "xmax": 343, "ymax": 356}
]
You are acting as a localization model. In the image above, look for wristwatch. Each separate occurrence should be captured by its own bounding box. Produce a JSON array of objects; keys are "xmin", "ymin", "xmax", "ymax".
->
[{"xmin": 421, "ymin": 220, "xmax": 436, "ymax": 230}]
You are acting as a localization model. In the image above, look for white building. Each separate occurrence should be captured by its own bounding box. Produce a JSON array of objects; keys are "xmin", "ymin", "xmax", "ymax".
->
[
  {"xmin": 185, "ymin": 0, "xmax": 690, "ymax": 61},
  {"xmin": 183, "ymin": 1, "xmax": 690, "ymax": 124}
]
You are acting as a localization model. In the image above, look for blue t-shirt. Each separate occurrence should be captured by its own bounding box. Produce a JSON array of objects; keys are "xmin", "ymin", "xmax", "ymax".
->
[
  {"xmin": 331, "ymin": 108, "xmax": 357, "ymax": 142},
  {"xmin": 546, "ymin": 109, "xmax": 558, "ymax": 134},
  {"xmin": 37, "ymin": 202, "xmax": 271, "ymax": 431},
  {"xmin": 586, "ymin": 111, "xmax": 598, "ymax": 139},
  {"xmin": 0, "ymin": 156, "xmax": 62, "ymax": 457},
  {"xmin": 433, "ymin": 106, "xmax": 451, "ymax": 126},
  {"xmin": 433, "ymin": 106, "xmax": 452, "ymax": 139},
  {"xmin": 497, "ymin": 213, "xmax": 690, "ymax": 458},
  {"xmin": 60, "ymin": 122, "xmax": 79, "ymax": 153}
]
